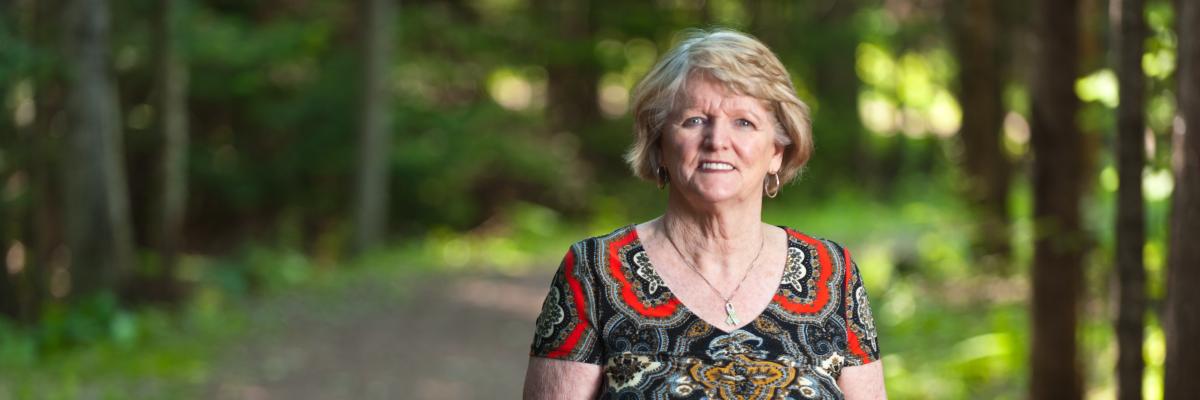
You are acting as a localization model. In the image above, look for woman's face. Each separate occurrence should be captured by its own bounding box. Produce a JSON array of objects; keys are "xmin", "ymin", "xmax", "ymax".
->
[{"xmin": 661, "ymin": 75, "xmax": 785, "ymax": 206}]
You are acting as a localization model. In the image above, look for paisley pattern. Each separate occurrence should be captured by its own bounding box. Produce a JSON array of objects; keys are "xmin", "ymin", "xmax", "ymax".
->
[{"xmin": 530, "ymin": 225, "xmax": 880, "ymax": 399}]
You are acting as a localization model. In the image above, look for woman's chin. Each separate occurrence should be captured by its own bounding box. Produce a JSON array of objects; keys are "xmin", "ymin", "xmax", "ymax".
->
[{"xmin": 680, "ymin": 186, "xmax": 750, "ymax": 206}]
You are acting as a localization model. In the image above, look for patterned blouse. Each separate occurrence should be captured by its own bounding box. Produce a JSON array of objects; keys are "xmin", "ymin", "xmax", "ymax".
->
[{"xmin": 529, "ymin": 224, "xmax": 880, "ymax": 400}]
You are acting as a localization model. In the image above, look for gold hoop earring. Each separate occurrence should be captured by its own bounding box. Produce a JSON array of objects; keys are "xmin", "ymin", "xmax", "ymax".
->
[
  {"xmin": 765, "ymin": 172, "xmax": 780, "ymax": 198},
  {"xmin": 657, "ymin": 166, "xmax": 669, "ymax": 189}
]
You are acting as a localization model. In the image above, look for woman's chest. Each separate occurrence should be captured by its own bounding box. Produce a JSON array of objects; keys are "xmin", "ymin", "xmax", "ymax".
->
[{"xmin": 594, "ymin": 317, "xmax": 850, "ymax": 400}]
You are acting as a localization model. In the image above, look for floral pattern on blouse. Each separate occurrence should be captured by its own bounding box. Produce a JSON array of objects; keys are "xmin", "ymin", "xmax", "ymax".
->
[{"xmin": 530, "ymin": 225, "xmax": 880, "ymax": 399}]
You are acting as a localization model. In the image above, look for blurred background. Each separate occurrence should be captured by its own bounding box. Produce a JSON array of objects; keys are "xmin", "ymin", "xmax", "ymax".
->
[{"xmin": 0, "ymin": 0, "xmax": 1196, "ymax": 398}]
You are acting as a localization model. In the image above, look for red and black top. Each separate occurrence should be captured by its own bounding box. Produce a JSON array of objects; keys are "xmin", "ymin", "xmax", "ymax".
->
[{"xmin": 529, "ymin": 224, "xmax": 880, "ymax": 400}]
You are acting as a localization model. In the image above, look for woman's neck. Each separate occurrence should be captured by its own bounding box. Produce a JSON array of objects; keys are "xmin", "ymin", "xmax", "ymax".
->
[{"xmin": 659, "ymin": 191, "xmax": 765, "ymax": 279}]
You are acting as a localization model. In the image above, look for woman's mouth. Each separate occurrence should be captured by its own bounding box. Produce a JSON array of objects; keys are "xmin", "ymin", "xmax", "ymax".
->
[{"xmin": 699, "ymin": 161, "xmax": 735, "ymax": 171}]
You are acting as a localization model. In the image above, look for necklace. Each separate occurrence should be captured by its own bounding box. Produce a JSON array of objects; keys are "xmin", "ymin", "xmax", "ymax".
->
[{"xmin": 661, "ymin": 219, "xmax": 766, "ymax": 326}]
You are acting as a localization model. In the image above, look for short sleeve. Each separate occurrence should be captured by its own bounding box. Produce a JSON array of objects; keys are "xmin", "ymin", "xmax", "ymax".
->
[
  {"xmin": 529, "ymin": 244, "xmax": 603, "ymax": 365},
  {"xmin": 840, "ymin": 245, "xmax": 880, "ymax": 366}
]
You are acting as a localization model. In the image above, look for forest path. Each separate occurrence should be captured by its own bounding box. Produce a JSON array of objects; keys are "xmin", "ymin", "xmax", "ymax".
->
[{"xmin": 203, "ymin": 267, "xmax": 551, "ymax": 400}]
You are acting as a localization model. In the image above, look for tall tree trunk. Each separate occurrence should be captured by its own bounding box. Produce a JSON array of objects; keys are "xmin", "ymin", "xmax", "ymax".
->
[
  {"xmin": 1029, "ymin": 0, "xmax": 1086, "ymax": 398},
  {"xmin": 24, "ymin": 0, "xmax": 64, "ymax": 321},
  {"xmin": 149, "ymin": 0, "xmax": 188, "ymax": 301},
  {"xmin": 1164, "ymin": 0, "xmax": 1200, "ymax": 396},
  {"xmin": 541, "ymin": 0, "xmax": 599, "ymax": 165},
  {"xmin": 0, "ymin": 0, "xmax": 22, "ymax": 321},
  {"xmin": 61, "ymin": 0, "xmax": 134, "ymax": 298},
  {"xmin": 1112, "ymin": 0, "xmax": 1147, "ymax": 398},
  {"xmin": 948, "ymin": 0, "xmax": 1013, "ymax": 274},
  {"xmin": 350, "ymin": 0, "xmax": 395, "ymax": 255},
  {"xmin": 808, "ymin": 0, "xmax": 867, "ymax": 193}
]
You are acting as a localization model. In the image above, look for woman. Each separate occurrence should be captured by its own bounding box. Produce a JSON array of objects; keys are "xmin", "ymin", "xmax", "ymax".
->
[{"xmin": 523, "ymin": 29, "xmax": 885, "ymax": 399}]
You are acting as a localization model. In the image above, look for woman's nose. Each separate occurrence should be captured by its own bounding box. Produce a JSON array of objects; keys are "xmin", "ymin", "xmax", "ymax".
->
[{"xmin": 703, "ymin": 119, "xmax": 732, "ymax": 150}]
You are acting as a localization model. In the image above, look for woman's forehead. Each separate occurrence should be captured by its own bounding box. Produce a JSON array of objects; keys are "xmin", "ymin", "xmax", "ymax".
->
[{"xmin": 678, "ymin": 78, "xmax": 770, "ymax": 113}]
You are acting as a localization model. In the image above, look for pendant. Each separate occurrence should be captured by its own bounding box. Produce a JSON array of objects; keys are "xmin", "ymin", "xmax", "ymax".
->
[{"xmin": 725, "ymin": 302, "xmax": 739, "ymax": 326}]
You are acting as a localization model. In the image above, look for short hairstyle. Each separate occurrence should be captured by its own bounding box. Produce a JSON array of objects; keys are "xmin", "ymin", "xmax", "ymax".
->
[{"xmin": 625, "ymin": 28, "xmax": 813, "ymax": 185}]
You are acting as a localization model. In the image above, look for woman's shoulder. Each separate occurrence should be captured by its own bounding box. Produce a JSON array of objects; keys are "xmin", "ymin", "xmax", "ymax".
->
[
  {"xmin": 560, "ymin": 224, "xmax": 640, "ymax": 265},
  {"xmin": 775, "ymin": 224, "xmax": 841, "ymax": 245},
  {"xmin": 774, "ymin": 225, "xmax": 855, "ymax": 259}
]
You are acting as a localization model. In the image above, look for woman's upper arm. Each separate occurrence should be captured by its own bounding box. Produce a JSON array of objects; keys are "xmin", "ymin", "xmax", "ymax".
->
[
  {"xmin": 837, "ymin": 243, "xmax": 885, "ymax": 398},
  {"xmin": 838, "ymin": 359, "xmax": 886, "ymax": 399},
  {"xmin": 525, "ymin": 243, "xmax": 605, "ymax": 399},
  {"xmin": 523, "ymin": 356, "xmax": 603, "ymax": 399}
]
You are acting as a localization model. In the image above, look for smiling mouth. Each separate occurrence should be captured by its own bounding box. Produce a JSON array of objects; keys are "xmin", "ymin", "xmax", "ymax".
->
[{"xmin": 699, "ymin": 161, "xmax": 735, "ymax": 171}]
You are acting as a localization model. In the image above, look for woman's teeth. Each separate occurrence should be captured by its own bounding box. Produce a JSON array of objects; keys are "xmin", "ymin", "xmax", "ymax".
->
[{"xmin": 701, "ymin": 162, "xmax": 734, "ymax": 171}]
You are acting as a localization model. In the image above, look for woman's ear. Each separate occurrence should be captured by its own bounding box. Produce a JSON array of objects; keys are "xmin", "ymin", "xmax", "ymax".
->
[{"xmin": 769, "ymin": 139, "xmax": 785, "ymax": 172}]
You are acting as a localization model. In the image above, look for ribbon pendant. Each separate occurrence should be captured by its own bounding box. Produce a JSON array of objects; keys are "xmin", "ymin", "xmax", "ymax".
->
[{"xmin": 725, "ymin": 302, "xmax": 739, "ymax": 326}]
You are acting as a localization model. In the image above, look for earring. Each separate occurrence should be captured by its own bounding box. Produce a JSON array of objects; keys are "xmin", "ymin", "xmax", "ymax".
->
[
  {"xmin": 765, "ymin": 172, "xmax": 781, "ymax": 198},
  {"xmin": 657, "ymin": 166, "xmax": 669, "ymax": 189}
]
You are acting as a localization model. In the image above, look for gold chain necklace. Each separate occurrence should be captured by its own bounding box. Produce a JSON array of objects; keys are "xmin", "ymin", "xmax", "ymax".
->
[{"xmin": 662, "ymin": 219, "xmax": 765, "ymax": 326}]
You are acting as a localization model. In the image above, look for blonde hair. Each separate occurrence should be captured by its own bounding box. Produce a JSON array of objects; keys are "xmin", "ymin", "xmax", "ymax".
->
[{"xmin": 625, "ymin": 28, "xmax": 813, "ymax": 185}]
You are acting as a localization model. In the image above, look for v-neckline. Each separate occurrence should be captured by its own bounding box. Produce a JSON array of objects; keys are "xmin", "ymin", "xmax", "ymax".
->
[{"xmin": 627, "ymin": 224, "xmax": 793, "ymax": 335}]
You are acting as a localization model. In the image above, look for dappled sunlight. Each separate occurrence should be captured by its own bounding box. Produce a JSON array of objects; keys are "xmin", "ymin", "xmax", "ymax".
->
[
  {"xmin": 1076, "ymin": 69, "xmax": 1119, "ymax": 108},
  {"xmin": 487, "ymin": 68, "xmax": 543, "ymax": 112},
  {"xmin": 855, "ymin": 42, "xmax": 961, "ymax": 139},
  {"xmin": 1003, "ymin": 111, "xmax": 1030, "ymax": 157},
  {"xmin": 598, "ymin": 73, "xmax": 630, "ymax": 118}
]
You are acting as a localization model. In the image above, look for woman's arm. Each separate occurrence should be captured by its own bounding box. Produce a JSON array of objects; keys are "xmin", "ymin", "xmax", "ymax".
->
[
  {"xmin": 838, "ymin": 359, "xmax": 886, "ymax": 399},
  {"xmin": 522, "ymin": 356, "xmax": 604, "ymax": 399}
]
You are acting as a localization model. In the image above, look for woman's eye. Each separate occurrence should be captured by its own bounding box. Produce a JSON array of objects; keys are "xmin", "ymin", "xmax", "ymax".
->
[
  {"xmin": 735, "ymin": 119, "xmax": 755, "ymax": 128},
  {"xmin": 683, "ymin": 117, "xmax": 705, "ymax": 127}
]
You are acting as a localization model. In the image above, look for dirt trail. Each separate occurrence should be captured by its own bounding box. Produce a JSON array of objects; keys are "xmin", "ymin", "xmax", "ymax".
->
[{"xmin": 204, "ymin": 268, "xmax": 553, "ymax": 400}]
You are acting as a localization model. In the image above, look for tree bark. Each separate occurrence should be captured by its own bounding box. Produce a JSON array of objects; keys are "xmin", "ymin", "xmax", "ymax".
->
[
  {"xmin": 1164, "ymin": 0, "xmax": 1200, "ymax": 397},
  {"xmin": 24, "ymin": 0, "xmax": 64, "ymax": 322},
  {"xmin": 808, "ymin": 0, "xmax": 867, "ymax": 192},
  {"xmin": 948, "ymin": 0, "xmax": 1013, "ymax": 273},
  {"xmin": 0, "ymin": 0, "xmax": 22, "ymax": 321},
  {"xmin": 1028, "ymin": 0, "xmax": 1086, "ymax": 398},
  {"xmin": 61, "ymin": 0, "xmax": 135, "ymax": 298},
  {"xmin": 1112, "ymin": 0, "xmax": 1147, "ymax": 398},
  {"xmin": 350, "ymin": 0, "xmax": 396, "ymax": 255},
  {"xmin": 543, "ymin": 0, "xmax": 599, "ymax": 138},
  {"xmin": 147, "ymin": 0, "xmax": 189, "ymax": 301}
]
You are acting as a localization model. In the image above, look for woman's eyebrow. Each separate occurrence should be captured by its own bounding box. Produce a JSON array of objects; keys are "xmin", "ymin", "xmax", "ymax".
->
[{"xmin": 724, "ymin": 106, "xmax": 764, "ymax": 120}]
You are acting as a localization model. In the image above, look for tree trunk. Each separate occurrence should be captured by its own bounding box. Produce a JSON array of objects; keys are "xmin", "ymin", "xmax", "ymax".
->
[
  {"xmin": 543, "ymin": 0, "xmax": 599, "ymax": 140},
  {"xmin": 948, "ymin": 0, "xmax": 1013, "ymax": 274},
  {"xmin": 350, "ymin": 0, "xmax": 395, "ymax": 255},
  {"xmin": 148, "ymin": 0, "xmax": 189, "ymax": 302},
  {"xmin": 61, "ymin": 0, "xmax": 135, "ymax": 298},
  {"xmin": 1164, "ymin": 0, "xmax": 1200, "ymax": 397},
  {"xmin": 1112, "ymin": 0, "xmax": 1147, "ymax": 398},
  {"xmin": 0, "ymin": 0, "xmax": 22, "ymax": 321},
  {"xmin": 23, "ymin": 0, "xmax": 64, "ymax": 322},
  {"xmin": 1028, "ymin": 0, "xmax": 1086, "ymax": 398},
  {"xmin": 808, "ymin": 0, "xmax": 867, "ymax": 193}
]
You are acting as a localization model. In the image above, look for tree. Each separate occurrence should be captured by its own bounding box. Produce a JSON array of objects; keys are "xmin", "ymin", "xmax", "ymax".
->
[
  {"xmin": 1164, "ymin": 0, "xmax": 1200, "ymax": 396},
  {"xmin": 947, "ymin": 0, "xmax": 1013, "ymax": 273},
  {"xmin": 22, "ymin": 0, "xmax": 64, "ymax": 322},
  {"xmin": 538, "ymin": 0, "xmax": 602, "ymax": 179},
  {"xmin": 61, "ymin": 0, "xmax": 134, "ymax": 298},
  {"xmin": 0, "ymin": 0, "xmax": 21, "ymax": 320},
  {"xmin": 541, "ymin": 0, "xmax": 598, "ymax": 139},
  {"xmin": 149, "ymin": 0, "xmax": 189, "ymax": 301},
  {"xmin": 1028, "ymin": 0, "xmax": 1087, "ymax": 397},
  {"xmin": 1111, "ymin": 0, "xmax": 1147, "ymax": 397},
  {"xmin": 350, "ymin": 0, "xmax": 396, "ymax": 255}
]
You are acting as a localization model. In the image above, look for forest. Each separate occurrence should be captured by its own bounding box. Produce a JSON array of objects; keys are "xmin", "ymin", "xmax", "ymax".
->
[{"xmin": 0, "ymin": 0, "xmax": 1198, "ymax": 398}]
